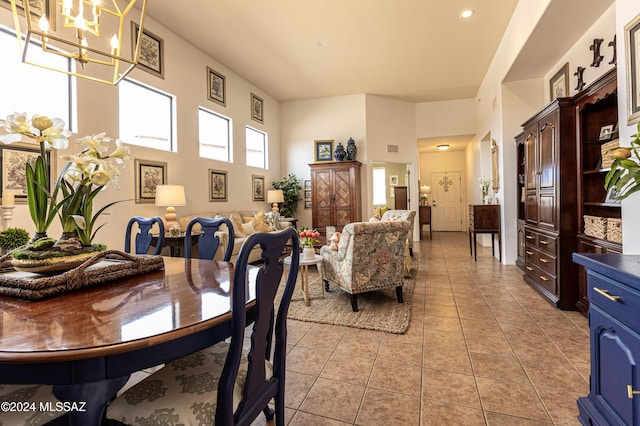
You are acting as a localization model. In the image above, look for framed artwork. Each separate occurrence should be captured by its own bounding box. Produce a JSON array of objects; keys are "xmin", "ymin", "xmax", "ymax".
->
[
  {"xmin": 626, "ymin": 14, "xmax": 640, "ymax": 124},
  {"xmin": 304, "ymin": 190, "xmax": 312, "ymax": 199},
  {"xmin": 605, "ymin": 186, "xmax": 622, "ymax": 204},
  {"xmin": 135, "ymin": 159, "xmax": 167, "ymax": 203},
  {"xmin": 251, "ymin": 93, "xmax": 264, "ymax": 123},
  {"xmin": 304, "ymin": 200, "xmax": 312, "ymax": 209},
  {"xmin": 314, "ymin": 140, "xmax": 334, "ymax": 162},
  {"xmin": 207, "ymin": 66, "xmax": 226, "ymax": 106},
  {"xmin": 1, "ymin": 0, "xmax": 55, "ymax": 30},
  {"xmin": 131, "ymin": 22, "xmax": 164, "ymax": 79},
  {"xmin": 252, "ymin": 174, "xmax": 265, "ymax": 201},
  {"xmin": 0, "ymin": 143, "xmax": 53, "ymax": 203},
  {"xmin": 549, "ymin": 62, "xmax": 569, "ymax": 100},
  {"xmin": 304, "ymin": 179, "xmax": 311, "ymax": 189},
  {"xmin": 599, "ymin": 124, "xmax": 614, "ymax": 141},
  {"xmin": 209, "ymin": 169, "xmax": 227, "ymax": 202},
  {"xmin": 390, "ymin": 175, "xmax": 399, "ymax": 186}
]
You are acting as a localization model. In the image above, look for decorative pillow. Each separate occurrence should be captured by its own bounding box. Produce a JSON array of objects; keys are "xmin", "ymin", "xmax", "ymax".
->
[
  {"xmin": 263, "ymin": 211, "xmax": 281, "ymax": 231},
  {"xmin": 230, "ymin": 214, "xmax": 247, "ymax": 237},
  {"xmin": 329, "ymin": 232, "xmax": 341, "ymax": 250},
  {"xmin": 252, "ymin": 212, "xmax": 271, "ymax": 232},
  {"xmin": 369, "ymin": 216, "xmax": 380, "ymax": 222},
  {"xmin": 241, "ymin": 221, "xmax": 256, "ymax": 235},
  {"xmin": 214, "ymin": 215, "xmax": 229, "ymax": 233},
  {"xmin": 373, "ymin": 206, "xmax": 389, "ymax": 219}
]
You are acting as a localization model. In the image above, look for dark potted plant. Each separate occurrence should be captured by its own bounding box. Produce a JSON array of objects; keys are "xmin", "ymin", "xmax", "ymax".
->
[{"xmin": 272, "ymin": 173, "xmax": 302, "ymax": 218}]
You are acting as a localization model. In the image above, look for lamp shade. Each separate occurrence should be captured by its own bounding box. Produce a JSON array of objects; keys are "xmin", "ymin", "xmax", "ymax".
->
[
  {"xmin": 420, "ymin": 185, "xmax": 431, "ymax": 194},
  {"xmin": 267, "ymin": 189, "xmax": 284, "ymax": 204},
  {"xmin": 155, "ymin": 185, "xmax": 186, "ymax": 207}
]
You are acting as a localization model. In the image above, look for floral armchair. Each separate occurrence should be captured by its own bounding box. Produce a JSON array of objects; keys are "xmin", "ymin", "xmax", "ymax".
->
[
  {"xmin": 320, "ymin": 220, "xmax": 411, "ymax": 312},
  {"xmin": 381, "ymin": 209, "xmax": 416, "ymax": 255}
]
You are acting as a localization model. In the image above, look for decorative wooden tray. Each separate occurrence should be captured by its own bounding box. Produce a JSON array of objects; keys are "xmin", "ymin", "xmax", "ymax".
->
[{"xmin": 0, "ymin": 250, "xmax": 165, "ymax": 300}]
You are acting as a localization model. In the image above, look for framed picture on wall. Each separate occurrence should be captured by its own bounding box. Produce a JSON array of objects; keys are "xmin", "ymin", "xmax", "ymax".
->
[
  {"xmin": 549, "ymin": 62, "xmax": 569, "ymax": 100},
  {"xmin": 135, "ymin": 159, "xmax": 167, "ymax": 203},
  {"xmin": 251, "ymin": 92, "xmax": 264, "ymax": 123},
  {"xmin": 209, "ymin": 169, "xmax": 227, "ymax": 201},
  {"xmin": 626, "ymin": 13, "xmax": 640, "ymax": 124},
  {"xmin": 0, "ymin": 143, "xmax": 53, "ymax": 203},
  {"xmin": 1, "ymin": 0, "xmax": 55, "ymax": 29},
  {"xmin": 131, "ymin": 22, "xmax": 165, "ymax": 79},
  {"xmin": 389, "ymin": 175, "xmax": 399, "ymax": 186},
  {"xmin": 252, "ymin": 174, "xmax": 265, "ymax": 201},
  {"xmin": 207, "ymin": 66, "xmax": 225, "ymax": 106},
  {"xmin": 304, "ymin": 200, "xmax": 312, "ymax": 209}
]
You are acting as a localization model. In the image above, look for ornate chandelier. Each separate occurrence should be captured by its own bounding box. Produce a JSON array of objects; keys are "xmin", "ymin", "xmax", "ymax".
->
[{"xmin": 10, "ymin": 0, "xmax": 148, "ymax": 85}]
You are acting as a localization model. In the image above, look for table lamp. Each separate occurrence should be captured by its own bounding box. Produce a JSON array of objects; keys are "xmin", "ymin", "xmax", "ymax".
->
[
  {"xmin": 267, "ymin": 189, "xmax": 284, "ymax": 213},
  {"xmin": 155, "ymin": 185, "xmax": 186, "ymax": 231}
]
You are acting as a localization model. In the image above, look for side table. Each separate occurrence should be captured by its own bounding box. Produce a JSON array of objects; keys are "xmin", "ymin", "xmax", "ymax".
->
[
  {"xmin": 284, "ymin": 254, "xmax": 324, "ymax": 306},
  {"xmin": 280, "ymin": 217, "xmax": 298, "ymax": 230},
  {"xmin": 151, "ymin": 232, "xmax": 201, "ymax": 257}
]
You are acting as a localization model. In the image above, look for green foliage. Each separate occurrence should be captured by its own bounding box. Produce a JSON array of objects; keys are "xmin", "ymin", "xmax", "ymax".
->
[
  {"xmin": 605, "ymin": 122, "xmax": 640, "ymax": 200},
  {"xmin": 0, "ymin": 227, "xmax": 29, "ymax": 250},
  {"xmin": 272, "ymin": 173, "xmax": 302, "ymax": 218}
]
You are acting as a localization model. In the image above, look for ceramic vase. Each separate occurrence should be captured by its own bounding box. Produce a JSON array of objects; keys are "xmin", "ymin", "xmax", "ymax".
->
[
  {"xmin": 302, "ymin": 246, "xmax": 315, "ymax": 260},
  {"xmin": 334, "ymin": 143, "xmax": 346, "ymax": 161},
  {"xmin": 345, "ymin": 137, "xmax": 357, "ymax": 160}
]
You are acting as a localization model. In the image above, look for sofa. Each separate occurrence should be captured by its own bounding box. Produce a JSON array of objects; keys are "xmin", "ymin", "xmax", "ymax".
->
[
  {"xmin": 178, "ymin": 210, "xmax": 292, "ymax": 263},
  {"xmin": 320, "ymin": 220, "xmax": 411, "ymax": 312}
]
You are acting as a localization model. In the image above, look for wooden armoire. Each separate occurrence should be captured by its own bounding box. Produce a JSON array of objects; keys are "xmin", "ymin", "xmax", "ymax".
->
[
  {"xmin": 521, "ymin": 98, "xmax": 578, "ymax": 310},
  {"xmin": 309, "ymin": 161, "xmax": 362, "ymax": 234}
]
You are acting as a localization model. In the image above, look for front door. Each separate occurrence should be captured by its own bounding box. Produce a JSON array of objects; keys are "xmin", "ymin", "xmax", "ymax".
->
[{"xmin": 431, "ymin": 171, "xmax": 462, "ymax": 231}]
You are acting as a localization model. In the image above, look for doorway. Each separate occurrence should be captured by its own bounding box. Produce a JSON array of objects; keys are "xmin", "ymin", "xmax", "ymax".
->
[{"xmin": 431, "ymin": 171, "xmax": 462, "ymax": 231}]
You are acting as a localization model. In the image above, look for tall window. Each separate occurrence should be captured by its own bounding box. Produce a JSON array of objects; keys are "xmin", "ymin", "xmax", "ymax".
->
[
  {"xmin": 246, "ymin": 126, "xmax": 267, "ymax": 168},
  {"xmin": 119, "ymin": 79, "xmax": 174, "ymax": 151},
  {"xmin": 0, "ymin": 28, "xmax": 72, "ymax": 127},
  {"xmin": 373, "ymin": 167, "xmax": 387, "ymax": 205},
  {"xmin": 199, "ymin": 107, "xmax": 231, "ymax": 162}
]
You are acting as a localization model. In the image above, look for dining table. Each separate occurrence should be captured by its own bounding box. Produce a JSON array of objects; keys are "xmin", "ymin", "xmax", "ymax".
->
[{"xmin": 0, "ymin": 256, "xmax": 256, "ymax": 425}]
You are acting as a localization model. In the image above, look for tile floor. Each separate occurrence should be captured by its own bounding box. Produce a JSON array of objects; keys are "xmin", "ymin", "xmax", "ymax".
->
[
  {"xmin": 127, "ymin": 231, "xmax": 590, "ymax": 425},
  {"xmin": 278, "ymin": 231, "xmax": 589, "ymax": 425}
]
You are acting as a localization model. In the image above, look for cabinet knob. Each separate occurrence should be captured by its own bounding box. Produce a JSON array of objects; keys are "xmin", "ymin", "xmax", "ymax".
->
[
  {"xmin": 594, "ymin": 287, "xmax": 620, "ymax": 302},
  {"xmin": 628, "ymin": 385, "xmax": 640, "ymax": 399},
  {"xmin": 540, "ymin": 240, "xmax": 549, "ymax": 245},
  {"xmin": 526, "ymin": 251, "xmax": 534, "ymax": 255},
  {"xmin": 526, "ymin": 266, "xmax": 534, "ymax": 271},
  {"xmin": 540, "ymin": 258, "xmax": 549, "ymax": 264},
  {"xmin": 539, "ymin": 275, "xmax": 549, "ymax": 282}
]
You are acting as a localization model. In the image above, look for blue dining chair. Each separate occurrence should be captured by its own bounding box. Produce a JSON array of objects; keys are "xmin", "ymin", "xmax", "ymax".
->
[
  {"xmin": 106, "ymin": 228, "xmax": 300, "ymax": 426},
  {"xmin": 184, "ymin": 216, "xmax": 234, "ymax": 261},
  {"xmin": 124, "ymin": 216, "xmax": 164, "ymax": 255}
]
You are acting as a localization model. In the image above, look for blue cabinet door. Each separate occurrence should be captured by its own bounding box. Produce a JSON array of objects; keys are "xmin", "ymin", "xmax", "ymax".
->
[{"xmin": 589, "ymin": 305, "xmax": 640, "ymax": 425}]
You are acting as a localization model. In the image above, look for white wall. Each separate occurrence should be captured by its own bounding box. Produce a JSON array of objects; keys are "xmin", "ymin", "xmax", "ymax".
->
[
  {"xmin": 280, "ymin": 94, "xmax": 367, "ymax": 229},
  {"xmin": 0, "ymin": 9, "xmax": 283, "ymax": 251},
  {"xmin": 616, "ymin": 0, "xmax": 640, "ymax": 253}
]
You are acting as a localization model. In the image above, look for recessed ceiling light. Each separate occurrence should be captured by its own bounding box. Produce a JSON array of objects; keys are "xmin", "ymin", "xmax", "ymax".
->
[
  {"xmin": 437, "ymin": 145, "xmax": 450, "ymax": 151},
  {"xmin": 460, "ymin": 9, "xmax": 475, "ymax": 19}
]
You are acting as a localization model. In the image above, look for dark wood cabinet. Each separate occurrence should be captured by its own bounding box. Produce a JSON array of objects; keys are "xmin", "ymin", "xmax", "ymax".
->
[
  {"xmin": 468, "ymin": 204, "xmax": 501, "ymax": 261},
  {"xmin": 520, "ymin": 98, "xmax": 578, "ymax": 309},
  {"xmin": 394, "ymin": 186, "xmax": 408, "ymax": 209},
  {"xmin": 575, "ymin": 68, "xmax": 622, "ymax": 314},
  {"xmin": 310, "ymin": 161, "xmax": 362, "ymax": 234},
  {"xmin": 419, "ymin": 205, "xmax": 431, "ymax": 240},
  {"xmin": 516, "ymin": 219, "xmax": 525, "ymax": 269},
  {"xmin": 573, "ymin": 254, "xmax": 640, "ymax": 426},
  {"xmin": 515, "ymin": 132, "xmax": 526, "ymax": 270}
]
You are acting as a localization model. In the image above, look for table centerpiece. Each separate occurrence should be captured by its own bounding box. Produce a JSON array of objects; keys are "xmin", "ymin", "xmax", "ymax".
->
[{"xmin": 0, "ymin": 112, "xmax": 130, "ymax": 273}]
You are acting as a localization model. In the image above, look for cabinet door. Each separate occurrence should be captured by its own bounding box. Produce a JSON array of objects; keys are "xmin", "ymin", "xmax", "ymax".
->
[
  {"xmin": 538, "ymin": 115, "xmax": 557, "ymax": 190},
  {"xmin": 313, "ymin": 169, "xmax": 333, "ymax": 230},
  {"xmin": 589, "ymin": 306, "xmax": 640, "ymax": 425},
  {"xmin": 516, "ymin": 221, "xmax": 525, "ymax": 264},
  {"xmin": 333, "ymin": 167, "xmax": 354, "ymax": 228},
  {"xmin": 524, "ymin": 125, "xmax": 538, "ymax": 191}
]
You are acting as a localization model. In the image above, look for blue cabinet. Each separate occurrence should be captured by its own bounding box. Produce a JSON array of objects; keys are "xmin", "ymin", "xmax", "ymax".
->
[{"xmin": 573, "ymin": 253, "xmax": 640, "ymax": 425}]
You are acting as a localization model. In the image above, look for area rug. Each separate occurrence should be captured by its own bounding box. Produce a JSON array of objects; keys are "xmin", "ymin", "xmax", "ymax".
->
[{"xmin": 283, "ymin": 260, "xmax": 417, "ymax": 334}]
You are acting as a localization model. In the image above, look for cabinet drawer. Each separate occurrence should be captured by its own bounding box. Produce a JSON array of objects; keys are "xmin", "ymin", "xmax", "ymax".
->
[
  {"xmin": 536, "ymin": 234, "xmax": 557, "ymax": 255},
  {"xmin": 525, "ymin": 262, "xmax": 556, "ymax": 294},
  {"xmin": 588, "ymin": 271, "xmax": 640, "ymax": 331},
  {"xmin": 537, "ymin": 251, "xmax": 556, "ymax": 275},
  {"xmin": 524, "ymin": 230, "xmax": 537, "ymax": 246}
]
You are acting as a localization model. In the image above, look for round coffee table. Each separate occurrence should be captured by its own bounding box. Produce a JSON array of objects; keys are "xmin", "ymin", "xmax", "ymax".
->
[{"xmin": 284, "ymin": 254, "xmax": 324, "ymax": 306}]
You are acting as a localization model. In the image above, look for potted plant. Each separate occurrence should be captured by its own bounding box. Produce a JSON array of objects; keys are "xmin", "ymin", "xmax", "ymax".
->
[
  {"xmin": 0, "ymin": 227, "xmax": 29, "ymax": 253},
  {"xmin": 272, "ymin": 173, "xmax": 302, "ymax": 218},
  {"xmin": 605, "ymin": 122, "xmax": 640, "ymax": 200}
]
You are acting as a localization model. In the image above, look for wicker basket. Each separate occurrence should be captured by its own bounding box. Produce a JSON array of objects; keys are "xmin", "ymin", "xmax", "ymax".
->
[
  {"xmin": 607, "ymin": 218, "xmax": 622, "ymax": 244},
  {"xmin": 584, "ymin": 215, "xmax": 607, "ymax": 239},
  {"xmin": 601, "ymin": 139, "xmax": 620, "ymax": 169}
]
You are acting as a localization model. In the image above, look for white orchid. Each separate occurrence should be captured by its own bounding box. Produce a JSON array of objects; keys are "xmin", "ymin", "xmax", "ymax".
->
[{"xmin": 0, "ymin": 112, "xmax": 70, "ymax": 149}]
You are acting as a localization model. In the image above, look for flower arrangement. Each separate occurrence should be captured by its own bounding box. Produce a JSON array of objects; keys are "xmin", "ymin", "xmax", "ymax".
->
[
  {"xmin": 299, "ymin": 227, "xmax": 320, "ymax": 248},
  {"xmin": 604, "ymin": 122, "xmax": 640, "ymax": 200},
  {"xmin": 479, "ymin": 177, "xmax": 492, "ymax": 198},
  {"xmin": 0, "ymin": 112, "xmax": 130, "ymax": 261}
]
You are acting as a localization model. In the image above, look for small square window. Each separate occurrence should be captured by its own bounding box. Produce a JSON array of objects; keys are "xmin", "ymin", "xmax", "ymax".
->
[
  {"xmin": 246, "ymin": 127, "xmax": 267, "ymax": 169},
  {"xmin": 199, "ymin": 107, "xmax": 231, "ymax": 162}
]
